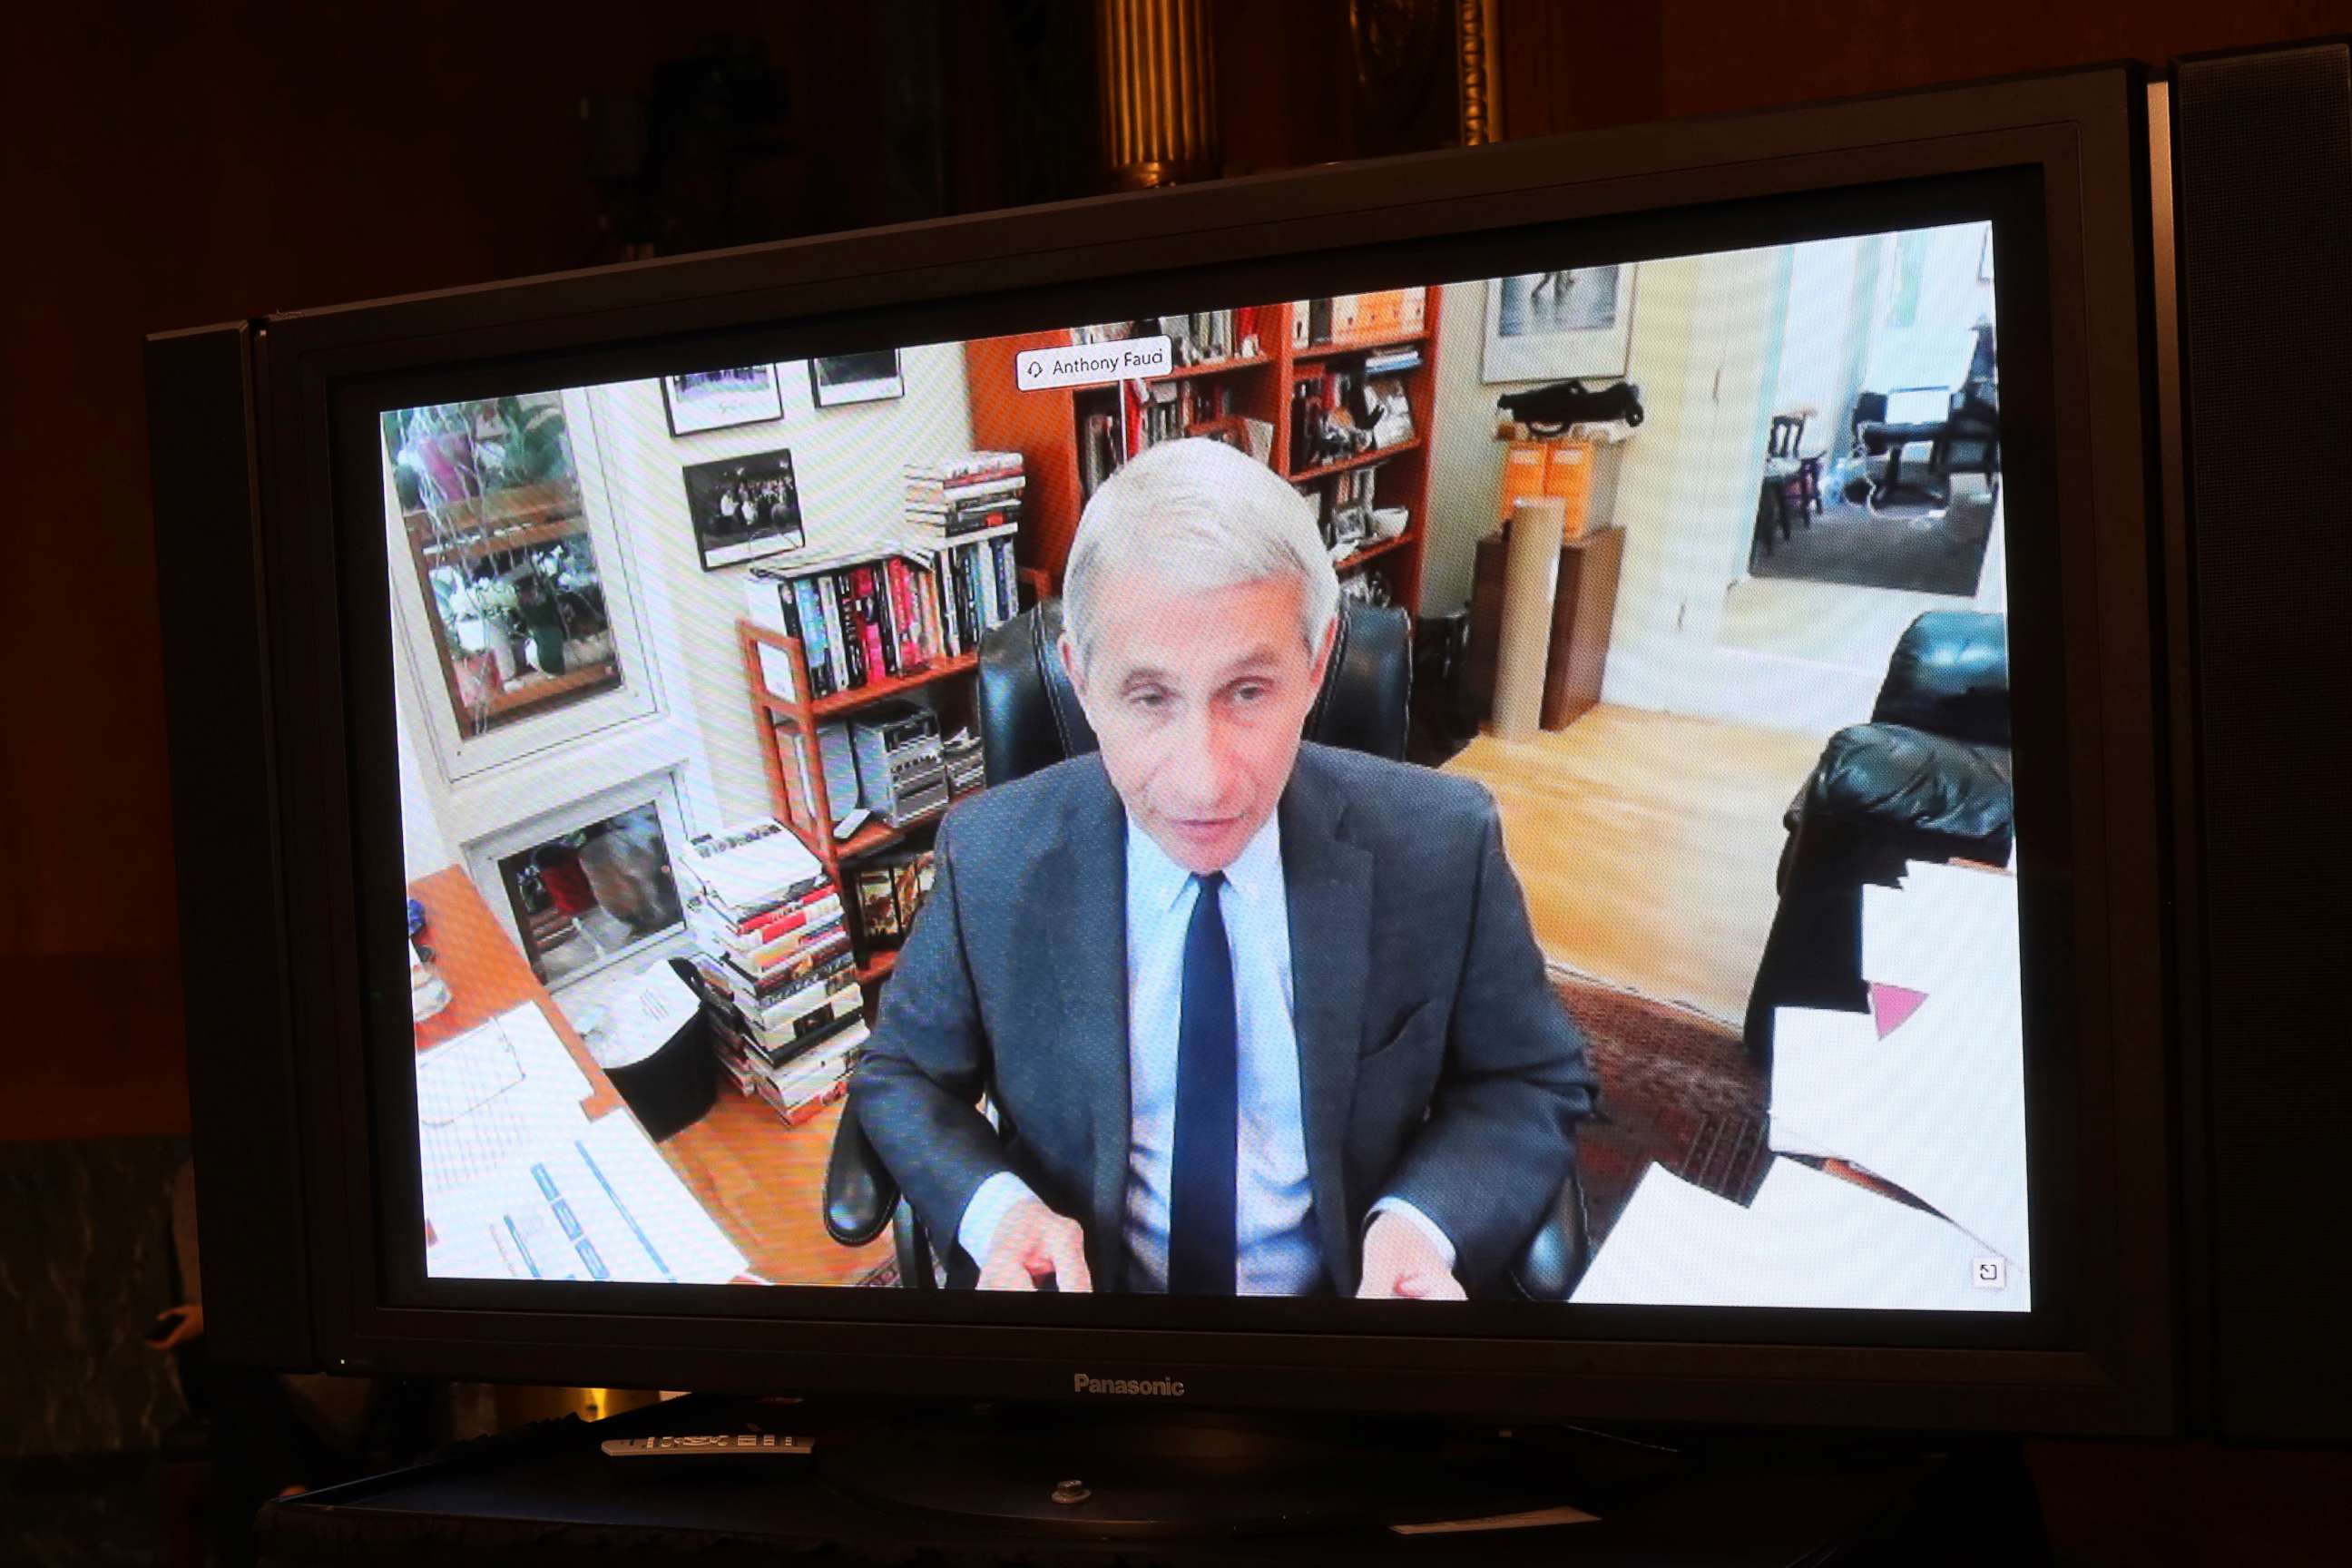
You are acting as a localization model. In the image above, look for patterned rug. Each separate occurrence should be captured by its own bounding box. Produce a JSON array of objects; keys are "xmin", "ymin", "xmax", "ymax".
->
[{"xmin": 1554, "ymin": 972, "xmax": 1769, "ymax": 1250}]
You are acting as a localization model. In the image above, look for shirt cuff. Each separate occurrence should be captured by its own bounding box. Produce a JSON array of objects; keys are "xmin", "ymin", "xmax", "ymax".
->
[
  {"xmin": 1367, "ymin": 1197, "xmax": 1457, "ymax": 1273},
  {"xmin": 957, "ymin": 1171, "xmax": 1040, "ymax": 1269}
]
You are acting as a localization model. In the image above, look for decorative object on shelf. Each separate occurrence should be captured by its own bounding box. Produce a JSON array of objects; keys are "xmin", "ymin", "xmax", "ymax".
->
[
  {"xmin": 682, "ymin": 447, "xmax": 806, "ymax": 571},
  {"xmin": 808, "ymin": 351, "xmax": 906, "ymax": 408},
  {"xmin": 1484, "ymin": 266, "xmax": 1639, "ymax": 382},
  {"xmin": 662, "ymin": 366, "xmax": 785, "ymax": 436}
]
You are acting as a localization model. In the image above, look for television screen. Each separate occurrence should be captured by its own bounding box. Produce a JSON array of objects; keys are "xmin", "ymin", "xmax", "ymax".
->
[{"xmin": 382, "ymin": 215, "xmax": 2027, "ymax": 1319}]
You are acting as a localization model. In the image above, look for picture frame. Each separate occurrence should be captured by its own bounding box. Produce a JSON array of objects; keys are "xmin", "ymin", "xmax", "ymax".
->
[
  {"xmin": 808, "ymin": 350, "xmax": 906, "ymax": 408},
  {"xmin": 681, "ymin": 448, "xmax": 806, "ymax": 572},
  {"xmin": 1482, "ymin": 265, "xmax": 1638, "ymax": 383},
  {"xmin": 661, "ymin": 365, "xmax": 785, "ymax": 436}
]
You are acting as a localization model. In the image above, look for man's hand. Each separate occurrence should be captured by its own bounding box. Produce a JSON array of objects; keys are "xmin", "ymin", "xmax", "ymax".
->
[
  {"xmin": 976, "ymin": 1197, "xmax": 1093, "ymax": 1292},
  {"xmin": 1356, "ymin": 1211, "xmax": 1465, "ymax": 1300},
  {"xmin": 145, "ymin": 1303, "xmax": 204, "ymax": 1351}
]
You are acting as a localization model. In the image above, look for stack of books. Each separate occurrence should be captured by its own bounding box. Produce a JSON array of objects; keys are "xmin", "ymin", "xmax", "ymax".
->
[
  {"xmin": 678, "ymin": 819, "xmax": 865, "ymax": 1122},
  {"xmin": 744, "ymin": 547, "xmax": 942, "ymax": 703},
  {"xmin": 848, "ymin": 700, "xmax": 947, "ymax": 827},
  {"xmin": 906, "ymin": 451, "xmax": 1024, "ymax": 541},
  {"xmin": 904, "ymin": 453, "xmax": 1024, "ymax": 654}
]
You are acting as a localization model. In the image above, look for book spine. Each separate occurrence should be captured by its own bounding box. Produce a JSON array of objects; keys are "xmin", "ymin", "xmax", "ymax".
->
[
  {"xmin": 744, "ymin": 992, "xmax": 864, "ymax": 1061},
  {"xmin": 730, "ymin": 936, "xmax": 854, "ymax": 1003},
  {"xmin": 831, "ymin": 573, "xmax": 865, "ymax": 688},
  {"xmin": 858, "ymin": 568, "xmax": 888, "ymax": 683},
  {"xmin": 740, "ymin": 913, "xmax": 850, "ymax": 975},
  {"xmin": 789, "ymin": 580, "xmax": 828, "ymax": 695},
  {"xmin": 993, "ymin": 539, "xmax": 1017, "ymax": 626},
  {"xmin": 958, "ymin": 545, "xmax": 981, "ymax": 648},
  {"xmin": 921, "ymin": 564, "xmax": 948, "ymax": 660}
]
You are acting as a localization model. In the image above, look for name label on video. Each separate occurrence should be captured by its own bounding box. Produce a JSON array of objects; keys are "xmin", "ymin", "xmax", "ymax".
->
[{"xmin": 1015, "ymin": 337, "xmax": 1171, "ymax": 391}]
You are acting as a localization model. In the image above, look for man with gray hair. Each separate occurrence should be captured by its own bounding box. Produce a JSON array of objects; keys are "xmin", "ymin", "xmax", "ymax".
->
[{"xmin": 852, "ymin": 436, "xmax": 1594, "ymax": 1298}]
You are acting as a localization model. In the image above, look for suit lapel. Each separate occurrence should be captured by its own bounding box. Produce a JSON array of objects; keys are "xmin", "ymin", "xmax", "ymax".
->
[
  {"xmin": 1037, "ymin": 760, "xmax": 1132, "ymax": 1288},
  {"xmin": 1280, "ymin": 749, "xmax": 1373, "ymax": 1290}
]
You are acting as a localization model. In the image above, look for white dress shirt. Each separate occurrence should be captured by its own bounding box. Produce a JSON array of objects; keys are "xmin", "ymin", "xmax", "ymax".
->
[{"xmin": 956, "ymin": 810, "xmax": 1455, "ymax": 1293}]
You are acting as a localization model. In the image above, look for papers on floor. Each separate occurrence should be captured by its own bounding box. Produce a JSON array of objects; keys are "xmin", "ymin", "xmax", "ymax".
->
[
  {"xmin": 419, "ymin": 1001, "xmax": 745, "ymax": 1285},
  {"xmin": 1573, "ymin": 856, "xmax": 2033, "ymax": 1313},
  {"xmin": 1570, "ymin": 1161, "xmax": 2023, "ymax": 1311},
  {"xmin": 1759, "ymin": 858, "xmax": 2028, "ymax": 1275},
  {"xmin": 1772, "ymin": 860, "xmax": 2030, "ymax": 1268}
]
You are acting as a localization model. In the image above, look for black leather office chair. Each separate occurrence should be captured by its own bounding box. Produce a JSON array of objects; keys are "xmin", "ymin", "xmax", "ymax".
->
[
  {"xmin": 1741, "ymin": 611, "xmax": 2012, "ymax": 1066},
  {"xmin": 825, "ymin": 598, "xmax": 1592, "ymax": 1300}
]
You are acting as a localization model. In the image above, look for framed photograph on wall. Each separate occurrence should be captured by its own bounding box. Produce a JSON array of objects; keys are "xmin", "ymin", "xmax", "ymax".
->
[
  {"xmin": 1482, "ymin": 266, "xmax": 1638, "ymax": 383},
  {"xmin": 662, "ymin": 366, "xmax": 785, "ymax": 436},
  {"xmin": 681, "ymin": 448, "xmax": 805, "ymax": 571},
  {"xmin": 808, "ymin": 350, "xmax": 906, "ymax": 407}
]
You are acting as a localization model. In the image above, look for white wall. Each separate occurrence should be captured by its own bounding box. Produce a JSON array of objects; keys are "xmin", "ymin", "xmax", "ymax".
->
[
  {"xmin": 1602, "ymin": 245, "xmax": 1869, "ymax": 730},
  {"xmin": 1419, "ymin": 279, "xmax": 1630, "ymax": 616},
  {"xmin": 1865, "ymin": 220, "xmax": 1994, "ymax": 394},
  {"xmin": 1772, "ymin": 236, "xmax": 1864, "ymax": 438},
  {"xmin": 579, "ymin": 344, "xmax": 977, "ymax": 827}
]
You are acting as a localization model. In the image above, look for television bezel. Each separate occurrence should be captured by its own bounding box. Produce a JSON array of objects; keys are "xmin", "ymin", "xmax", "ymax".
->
[{"xmin": 184, "ymin": 62, "xmax": 2177, "ymax": 1434}]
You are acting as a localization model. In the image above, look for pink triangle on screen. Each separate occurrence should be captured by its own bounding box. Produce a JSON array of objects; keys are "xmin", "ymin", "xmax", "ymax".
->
[{"xmin": 1871, "ymin": 984, "xmax": 1928, "ymax": 1038}]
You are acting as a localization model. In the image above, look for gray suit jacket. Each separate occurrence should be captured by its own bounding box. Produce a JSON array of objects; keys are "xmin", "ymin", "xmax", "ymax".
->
[{"xmin": 848, "ymin": 741, "xmax": 1597, "ymax": 1294}]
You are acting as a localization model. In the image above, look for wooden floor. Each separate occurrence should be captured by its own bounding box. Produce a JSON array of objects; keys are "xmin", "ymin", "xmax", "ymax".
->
[
  {"xmin": 662, "ymin": 1093, "xmax": 895, "ymax": 1288},
  {"xmin": 1445, "ymin": 705, "xmax": 1827, "ymax": 1024}
]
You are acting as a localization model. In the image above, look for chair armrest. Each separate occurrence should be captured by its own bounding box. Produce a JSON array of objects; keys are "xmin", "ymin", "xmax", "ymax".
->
[
  {"xmin": 1805, "ymin": 722, "xmax": 2014, "ymax": 849},
  {"xmin": 891, "ymin": 1197, "xmax": 937, "ymax": 1290},
  {"xmin": 822, "ymin": 1104, "xmax": 900, "ymax": 1248},
  {"xmin": 1504, "ymin": 1164, "xmax": 1592, "ymax": 1303},
  {"xmin": 1872, "ymin": 611, "xmax": 2007, "ymax": 744}
]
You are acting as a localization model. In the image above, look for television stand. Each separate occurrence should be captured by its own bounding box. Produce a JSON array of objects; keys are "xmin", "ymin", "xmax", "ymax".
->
[
  {"xmin": 818, "ymin": 1402, "xmax": 1628, "ymax": 1537},
  {"xmin": 255, "ymin": 1393, "xmax": 2047, "ymax": 1565}
]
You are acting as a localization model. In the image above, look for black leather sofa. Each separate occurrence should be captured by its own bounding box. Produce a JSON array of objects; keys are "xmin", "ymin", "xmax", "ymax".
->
[
  {"xmin": 825, "ymin": 598, "xmax": 1593, "ymax": 1300},
  {"xmin": 1742, "ymin": 610, "xmax": 2013, "ymax": 1066}
]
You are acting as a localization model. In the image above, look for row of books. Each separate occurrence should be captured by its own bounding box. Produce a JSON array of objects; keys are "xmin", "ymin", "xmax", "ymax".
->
[
  {"xmin": 743, "ymin": 532, "xmax": 1022, "ymax": 703},
  {"xmin": 1075, "ymin": 380, "xmax": 1276, "ymax": 502},
  {"xmin": 677, "ymin": 818, "xmax": 866, "ymax": 1124},
  {"xmin": 1291, "ymin": 289, "xmax": 1428, "ymax": 348},
  {"xmin": 1073, "ymin": 308, "xmax": 1269, "ymax": 368}
]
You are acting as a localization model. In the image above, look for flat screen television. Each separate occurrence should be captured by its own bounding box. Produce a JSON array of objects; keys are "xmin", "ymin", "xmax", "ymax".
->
[{"xmin": 147, "ymin": 61, "xmax": 2179, "ymax": 1437}]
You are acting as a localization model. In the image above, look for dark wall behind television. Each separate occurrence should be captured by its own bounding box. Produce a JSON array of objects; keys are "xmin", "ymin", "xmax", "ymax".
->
[{"xmin": 18, "ymin": 0, "xmax": 2337, "ymax": 1142}]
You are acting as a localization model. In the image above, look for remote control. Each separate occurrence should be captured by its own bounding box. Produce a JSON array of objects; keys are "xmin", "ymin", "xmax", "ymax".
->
[{"xmin": 602, "ymin": 1434, "xmax": 814, "ymax": 1458}]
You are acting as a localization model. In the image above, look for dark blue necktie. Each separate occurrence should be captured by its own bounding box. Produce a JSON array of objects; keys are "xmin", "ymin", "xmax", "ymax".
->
[{"xmin": 1167, "ymin": 871, "xmax": 1238, "ymax": 1296}]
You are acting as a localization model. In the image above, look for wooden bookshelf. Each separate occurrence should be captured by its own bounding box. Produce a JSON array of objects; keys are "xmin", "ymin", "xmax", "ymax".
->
[
  {"xmin": 963, "ymin": 293, "xmax": 1441, "ymax": 617},
  {"xmin": 737, "ymin": 619, "xmax": 983, "ymax": 999},
  {"xmin": 1289, "ymin": 436, "xmax": 1423, "ymax": 483}
]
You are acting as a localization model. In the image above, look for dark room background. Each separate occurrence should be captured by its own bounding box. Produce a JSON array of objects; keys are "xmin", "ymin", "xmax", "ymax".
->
[{"xmin": 3, "ymin": 1, "xmax": 2345, "ymax": 1560}]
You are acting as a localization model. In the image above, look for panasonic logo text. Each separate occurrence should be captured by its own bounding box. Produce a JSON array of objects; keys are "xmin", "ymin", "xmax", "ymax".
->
[{"xmin": 1072, "ymin": 1373, "xmax": 1186, "ymax": 1397}]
